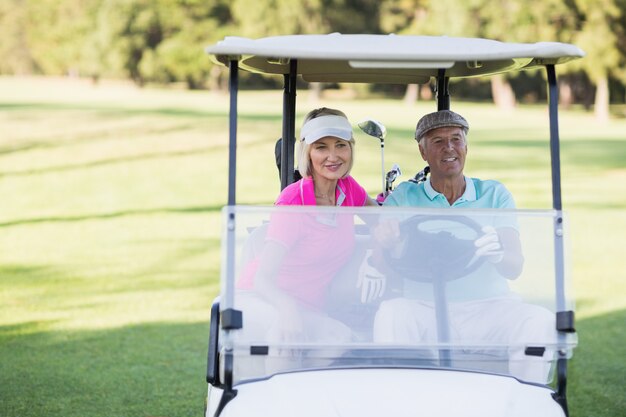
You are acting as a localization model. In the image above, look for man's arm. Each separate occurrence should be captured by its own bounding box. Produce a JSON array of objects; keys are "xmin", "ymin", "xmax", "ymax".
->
[{"xmin": 495, "ymin": 227, "xmax": 524, "ymax": 279}]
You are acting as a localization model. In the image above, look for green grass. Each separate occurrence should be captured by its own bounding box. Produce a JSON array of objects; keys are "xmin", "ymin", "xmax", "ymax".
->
[{"xmin": 1, "ymin": 76, "xmax": 625, "ymax": 417}]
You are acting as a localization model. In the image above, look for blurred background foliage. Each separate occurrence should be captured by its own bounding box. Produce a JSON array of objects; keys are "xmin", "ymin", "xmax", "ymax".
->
[{"xmin": 0, "ymin": 0, "xmax": 624, "ymax": 118}]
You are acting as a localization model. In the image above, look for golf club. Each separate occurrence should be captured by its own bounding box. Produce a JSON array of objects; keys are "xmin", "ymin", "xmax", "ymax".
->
[
  {"xmin": 357, "ymin": 119, "xmax": 387, "ymax": 194},
  {"xmin": 385, "ymin": 163, "xmax": 402, "ymax": 194},
  {"xmin": 410, "ymin": 165, "xmax": 430, "ymax": 184}
]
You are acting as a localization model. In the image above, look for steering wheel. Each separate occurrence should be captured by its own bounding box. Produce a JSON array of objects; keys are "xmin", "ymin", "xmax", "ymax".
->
[{"xmin": 384, "ymin": 214, "xmax": 485, "ymax": 283}]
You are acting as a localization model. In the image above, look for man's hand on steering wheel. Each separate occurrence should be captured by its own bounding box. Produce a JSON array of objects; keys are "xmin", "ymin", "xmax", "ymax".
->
[
  {"xmin": 380, "ymin": 214, "xmax": 487, "ymax": 282},
  {"xmin": 372, "ymin": 219, "xmax": 406, "ymax": 258},
  {"xmin": 473, "ymin": 226, "xmax": 504, "ymax": 265}
]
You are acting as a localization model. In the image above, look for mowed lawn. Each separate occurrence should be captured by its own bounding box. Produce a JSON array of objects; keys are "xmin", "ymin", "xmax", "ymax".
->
[{"xmin": 1, "ymin": 76, "xmax": 624, "ymax": 417}]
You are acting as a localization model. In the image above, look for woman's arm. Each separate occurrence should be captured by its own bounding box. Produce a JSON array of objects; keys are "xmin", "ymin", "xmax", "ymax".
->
[{"xmin": 253, "ymin": 240, "xmax": 303, "ymax": 339}]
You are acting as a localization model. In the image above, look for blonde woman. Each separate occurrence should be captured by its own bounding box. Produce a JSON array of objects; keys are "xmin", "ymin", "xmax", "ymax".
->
[
  {"xmin": 277, "ymin": 107, "xmax": 377, "ymax": 207},
  {"xmin": 235, "ymin": 108, "xmax": 376, "ymax": 377}
]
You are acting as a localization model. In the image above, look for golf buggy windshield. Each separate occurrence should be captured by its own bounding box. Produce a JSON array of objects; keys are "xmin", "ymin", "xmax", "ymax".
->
[{"xmin": 218, "ymin": 205, "xmax": 576, "ymax": 385}]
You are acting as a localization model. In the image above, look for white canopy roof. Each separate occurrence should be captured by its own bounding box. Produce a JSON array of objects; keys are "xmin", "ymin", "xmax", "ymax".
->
[{"xmin": 206, "ymin": 34, "xmax": 584, "ymax": 83}]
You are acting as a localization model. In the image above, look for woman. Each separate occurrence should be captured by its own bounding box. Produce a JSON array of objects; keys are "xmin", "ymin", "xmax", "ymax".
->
[
  {"xmin": 276, "ymin": 107, "xmax": 377, "ymax": 207},
  {"xmin": 235, "ymin": 108, "xmax": 375, "ymax": 377}
]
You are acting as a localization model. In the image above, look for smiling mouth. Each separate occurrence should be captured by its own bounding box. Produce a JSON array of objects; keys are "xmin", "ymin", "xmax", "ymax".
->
[
  {"xmin": 442, "ymin": 157, "xmax": 457, "ymax": 162},
  {"xmin": 325, "ymin": 163, "xmax": 342, "ymax": 170}
]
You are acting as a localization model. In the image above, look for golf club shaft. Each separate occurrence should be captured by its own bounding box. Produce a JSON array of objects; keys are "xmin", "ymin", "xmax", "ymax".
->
[{"xmin": 381, "ymin": 141, "xmax": 385, "ymax": 194}]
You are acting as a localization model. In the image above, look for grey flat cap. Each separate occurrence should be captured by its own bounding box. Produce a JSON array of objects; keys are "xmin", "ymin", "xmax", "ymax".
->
[{"xmin": 415, "ymin": 110, "xmax": 469, "ymax": 142}]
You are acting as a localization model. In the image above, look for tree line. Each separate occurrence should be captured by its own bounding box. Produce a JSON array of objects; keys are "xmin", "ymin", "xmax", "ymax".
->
[{"xmin": 1, "ymin": 0, "xmax": 624, "ymax": 118}]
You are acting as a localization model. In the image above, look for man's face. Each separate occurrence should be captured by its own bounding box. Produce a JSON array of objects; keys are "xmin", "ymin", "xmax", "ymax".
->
[{"xmin": 419, "ymin": 126, "xmax": 467, "ymax": 179}]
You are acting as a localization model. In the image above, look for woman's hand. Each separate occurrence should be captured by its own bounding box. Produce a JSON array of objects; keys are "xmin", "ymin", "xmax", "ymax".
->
[
  {"xmin": 357, "ymin": 251, "xmax": 386, "ymax": 303},
  {"xmin": 271, "ymin": 304, "xmax": 304, "ymax": 343}
]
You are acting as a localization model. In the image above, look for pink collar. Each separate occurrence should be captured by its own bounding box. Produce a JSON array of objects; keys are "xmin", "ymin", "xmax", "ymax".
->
[{"xmin": 300, "ymin": 177, "xmax": 346, "ymax": 206}]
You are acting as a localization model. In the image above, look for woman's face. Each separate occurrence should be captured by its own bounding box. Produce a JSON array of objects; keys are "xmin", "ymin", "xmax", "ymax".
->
[{"xmin": 309, "ymin": 136, "xmax": 352, "ymax": 181}]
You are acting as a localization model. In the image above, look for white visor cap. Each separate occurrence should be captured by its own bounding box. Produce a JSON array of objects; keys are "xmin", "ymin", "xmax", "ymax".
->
[{"xmin": 300, "ymin": 115, "xmax": 353, "ymax": 144}]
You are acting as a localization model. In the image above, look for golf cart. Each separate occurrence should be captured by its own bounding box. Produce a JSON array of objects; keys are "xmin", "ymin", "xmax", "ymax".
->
[{"xmin": 204, "ymin": 34, "xmax": 584, "ymax": 417}]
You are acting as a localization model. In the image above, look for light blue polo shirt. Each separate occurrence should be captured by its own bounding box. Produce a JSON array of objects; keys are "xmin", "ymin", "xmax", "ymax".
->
[
  {"xmin": 384, "ymin": 176, "xmax": 515, "ymax": 209},
  {"xmin": 383, "ymin": 176, "xmax": 517, "ymax": 302}
]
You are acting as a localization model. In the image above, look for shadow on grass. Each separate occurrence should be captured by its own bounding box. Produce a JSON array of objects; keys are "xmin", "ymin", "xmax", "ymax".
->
[
  {"xmin": 0, "ymin": 101, "xmax": 281, "ymax": 162},
  {"xmin": 0, "ymin": 146, "xmax": 223, "ymax": 178},
  {"xmin": 0, "ymin": 263, "xmax": 77, "ymax": 291},
  {"xmin": 0, "ymin": 101, "xmax": 281, "ymax": 122},
  {"xmin": 0, "ymin": 205, "xmax": 223, "ymax": 228},
  {"xmin": 1, "ymin": 309, "xmax": 623, "ymax": 417},
  {"xmin": 0, "ymin": 134, "xmax": 273, "ymax": 178},
  {"xmin": 568, "ymin": 308, "xmax": 626, "ymax": 417},
  {"xmin": 471, "ymin": 139, "xmax": 626, "ymax": 172},
  {"xmin": 0, "ymin": 122, "xmax": 205, "ymax": 156},
  {"xmin": 0, "ymin": 321, "xmax": 211, "ymax": 417}
]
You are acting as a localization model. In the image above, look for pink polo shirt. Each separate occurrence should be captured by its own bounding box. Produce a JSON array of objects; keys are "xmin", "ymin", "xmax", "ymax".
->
[
  {"xmin": 238, "ymin": 176, "xmax": 369, "ymax": 309},
  {"xmin": 275, "ymin": 176, "xmax": 369, "ymax": 207}
]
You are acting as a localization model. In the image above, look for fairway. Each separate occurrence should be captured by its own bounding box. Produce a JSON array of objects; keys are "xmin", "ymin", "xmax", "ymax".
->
[{"xmin": 1, "ymin": 76, "xmax": 625, "ymax": 417}]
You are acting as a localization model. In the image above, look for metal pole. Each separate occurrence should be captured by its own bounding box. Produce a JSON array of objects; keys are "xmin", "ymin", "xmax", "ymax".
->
[
  {"xmin": 228, "ymin": 60, "xmax": 239, "ymax": 206},
  {"xmin": 381, "ymin": 140, "xmax": 386, "ymax": 194},
  {"xmin": 281, "ymin": 60, "xmax": 298, "ymax": 189},
  {"xmin": 547, "ymin": 65, "xmax": 562, "ymax": 212},
  {"xmin": 217, "ymin": 60, "xmax": 240, "ymax": 413},
  {"xmin": 547, "ymin": 64, "xmax": 566, "ymax": 312},
  {"xmin": 436, "ymin": 69, "xmax": 450, "ymax": 111},
  {"xmin": 433, "ymin": 280, "xmax": 452, "ymax": 367},
  {"xmin": 225, "ymin": 59, "xmax": 239, "ymax": 313},
  {"xmin": 547, "ymin": 63, "xmax": 571, "ymax": 417}
]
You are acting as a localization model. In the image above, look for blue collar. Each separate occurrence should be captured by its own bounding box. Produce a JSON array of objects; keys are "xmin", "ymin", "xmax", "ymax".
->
[{"xmin": 424, "ymin": 176, "xmax": 476, "ymax": 204}]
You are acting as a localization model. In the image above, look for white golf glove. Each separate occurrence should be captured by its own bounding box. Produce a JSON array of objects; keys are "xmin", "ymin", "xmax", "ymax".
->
[
  {"xmin": 473, "ymin": 226, "xmax": 504, "ymax": 264},
  {"xmin": 357, "ymin": 251, "xmax": 386, "ymax": 303}
]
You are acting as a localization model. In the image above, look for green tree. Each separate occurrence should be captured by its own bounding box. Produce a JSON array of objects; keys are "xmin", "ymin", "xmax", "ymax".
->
[
  {"xmin": 0, "ymin": 0, "xmax": 34, "ymax": 74},
  {"xmin": 82, "ymin": 0, "xmax": 233, "ymax": 88},
  {"xmin": 138, "ymin": 0, "xmax": 234, "ymax": 89},
  {"xmin": 3, "ymin": 0, "xmax": 623, "ymax": 102},
  {"xmin": 572, "ymin": 0, "xmax": 625, "ymax": 120},
  {"xmin": 230, "ymin": 0, "xmax": 380, "ymax": 95},
  {"xmin": 231, "ymin": 0, "xmax": 328, "ymax": 38},
  {"xmin": 417, "ymin": 0, "xmax": 581, "ymax": 109},
  {"xmin": 231, "ymin": 0, "xmax": 379, "ymax": 37},
  {"xmin": 26, "ymin": 0, "xmax": 97, "ymax": 76},
  {"xmin": 0, "ymin": 0, "xmax": 235, "ymax": 88},
  {"xmin": 88, "ymin": 0, "xmax": 173, "ymax": 84},
  {"xmin": 380, "ymin": 0, "xmax": 429, "ymax": 34},
  {"xmin": 379, "ymin": 0, "xmax": 431, "ymax": 104}
]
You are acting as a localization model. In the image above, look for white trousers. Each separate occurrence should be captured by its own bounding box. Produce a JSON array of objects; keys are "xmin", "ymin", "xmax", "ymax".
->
[
  {"xmin": 232, "ymin": 291, "xmax": 352, "ymax": 380},
  {"xmin": 373, "ymin": 295, "xmax": 556, "ymax": 383}
]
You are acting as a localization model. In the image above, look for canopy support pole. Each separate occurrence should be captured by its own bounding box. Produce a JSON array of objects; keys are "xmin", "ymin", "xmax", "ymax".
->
[
  {"xmin": 548, "ymin": 65, "xmax": 562, "ymax": 213},
  {"xmin": 281, "ymin": 60, "xmax": 298, "ymax": 189},
  {"xmin": 546, "ymin": 63, "xmax": 573, "ymax": 417},
  {"xmin": 214, "ymin": 59, "xmax": 240, "ymax": 417},
  {"xmin": 228, "ymin": 60, "xmax": 238, "ymax": 206},
  {"xmin": 436, "ymin": 69, "xmax": 450, "ymax": 111}
]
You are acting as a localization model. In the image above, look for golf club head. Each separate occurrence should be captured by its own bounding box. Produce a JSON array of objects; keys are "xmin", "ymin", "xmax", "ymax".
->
[
  {"xmin": 410, "ymin": 166, "xmax": 430, "ymax": 184},
  {"xmin": 385, "ymin": 164, "xmax": 402, "ymax": 192},
  {"xmin": 389, "ymin": 163, "xmax": 402, "ymax": 177},
  {"xmin": 358, "ymin": 119, "xmax": 387, "ymax": 142},
  {"xmin": 359, "ymin": 118, "xmax": 387, "ymax": 194}
]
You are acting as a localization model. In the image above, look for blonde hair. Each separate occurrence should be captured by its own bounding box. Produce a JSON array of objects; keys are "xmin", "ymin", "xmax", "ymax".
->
[{"xmin": 297, "ymin": 107, "xmax": 355, "ymax": 178}]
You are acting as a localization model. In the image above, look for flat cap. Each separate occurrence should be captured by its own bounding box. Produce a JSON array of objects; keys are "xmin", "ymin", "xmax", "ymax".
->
[{"xmin": 415, "ymin": 110, "xmax": 469, "ymax": 142}]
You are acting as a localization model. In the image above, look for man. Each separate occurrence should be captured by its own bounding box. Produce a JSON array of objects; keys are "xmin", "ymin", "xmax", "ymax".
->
[
  {"xmin": 371, "ymin": 110, "xmax": 556, "ymax": 383},
  {"xmin": 378, "ymin": 110, "xmax": 523, "ymax": 278}
]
